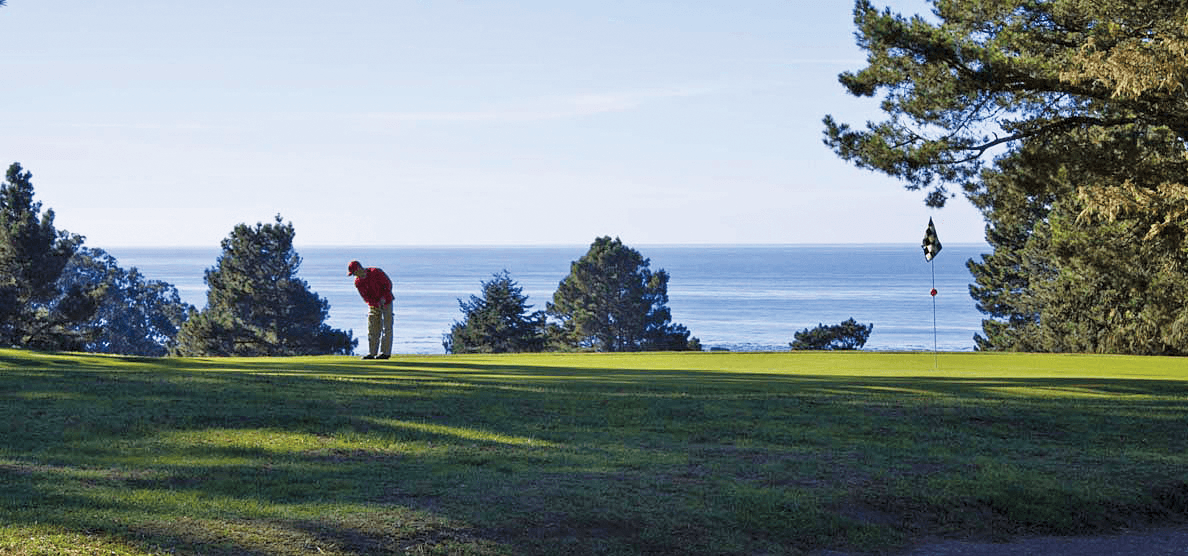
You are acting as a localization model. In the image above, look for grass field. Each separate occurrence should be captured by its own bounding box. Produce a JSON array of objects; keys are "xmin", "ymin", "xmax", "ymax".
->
[{"xmin": 1, "ymin": 349, "xmax": 1187, "ymax": 555}]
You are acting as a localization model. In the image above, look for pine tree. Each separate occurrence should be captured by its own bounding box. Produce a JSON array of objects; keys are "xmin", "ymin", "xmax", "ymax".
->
[
  {"xmin": 0, "ymin": 162, "xmax": 96, "ymax": 349},
  {"xmin": 829, "ymin": 1, "xmax": 1188, "ymax": 354},
  {"xmin": 173, "ymin": 215, "xmax": 356, "ymax": 356},
  {"xmin": 962, "ymin": 124, "xmax": 1188, "ymax": 354},
  {"xmin": 548, "ymin": 237, "xmax": 699, "ymax": 352},
  {"xmin": 444, "ymin": 270, "xmax": 546, "ymax": 354},
  {"xmin": 825, "ymin": 0, "xmax": 1188, "ymax": 212}
]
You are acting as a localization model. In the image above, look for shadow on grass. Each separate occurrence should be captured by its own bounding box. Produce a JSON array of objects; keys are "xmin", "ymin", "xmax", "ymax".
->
[{"xmin": 2, "ymin": 350, "xmax": 1188, "ymax": 555}]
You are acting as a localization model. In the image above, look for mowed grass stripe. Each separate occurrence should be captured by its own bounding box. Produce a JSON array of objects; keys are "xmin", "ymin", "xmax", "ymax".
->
[{"xmin": 1, "ymin": 349, "xmax": 1186, "ymax": 555}]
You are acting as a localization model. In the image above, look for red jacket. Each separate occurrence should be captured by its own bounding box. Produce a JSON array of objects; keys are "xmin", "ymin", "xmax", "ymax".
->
[{"xmin": 354, "ymin": 267, "xmax": 394, "ymax": 307}]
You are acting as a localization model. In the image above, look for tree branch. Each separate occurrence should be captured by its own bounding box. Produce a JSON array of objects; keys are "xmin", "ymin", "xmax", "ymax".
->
[{"xmin": 948, "ymin": 116, "xmax": 1138, "ymax": 163}]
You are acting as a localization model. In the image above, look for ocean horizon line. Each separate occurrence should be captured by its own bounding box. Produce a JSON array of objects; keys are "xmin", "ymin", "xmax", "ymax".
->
[{"xmin": 102, "ymin": 242, "xmax": 992, "ymax": 251}]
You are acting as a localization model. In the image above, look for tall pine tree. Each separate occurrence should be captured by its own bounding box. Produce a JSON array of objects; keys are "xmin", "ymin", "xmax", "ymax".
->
[
  {"xmin": 548, "ymin": 237, "xmax": 699, "ymax": 352},
  {"xmin": 827, "ymin": 1, "xmax": 1188, "ymax": 353},
  {"xmin": 173, "ymin": 215, "xmax": 355, "ymax": 356},
  {"xmin": 444, "ymin": 270, "xmax": 546, "ymax": 354},
  {"xmin": 0, "ymin": 163, "xmax": 96, "ymax": 350}
]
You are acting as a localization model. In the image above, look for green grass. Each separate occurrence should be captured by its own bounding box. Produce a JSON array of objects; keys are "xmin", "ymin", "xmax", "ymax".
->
[{"xmin": 1, "ymin": 349, "xmax": 1187, "ymax": 555}]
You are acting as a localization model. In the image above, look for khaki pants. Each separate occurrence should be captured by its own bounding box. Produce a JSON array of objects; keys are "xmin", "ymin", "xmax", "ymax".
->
[{"xmin": 367, "ymin": 301, "xmax": 394, "ymax": 356}]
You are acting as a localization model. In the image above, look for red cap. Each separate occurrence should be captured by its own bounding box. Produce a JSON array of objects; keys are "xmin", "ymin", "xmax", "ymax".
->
[{"xmin": 347, "ymin": 260, "xmax": 362, "ymax": 276}]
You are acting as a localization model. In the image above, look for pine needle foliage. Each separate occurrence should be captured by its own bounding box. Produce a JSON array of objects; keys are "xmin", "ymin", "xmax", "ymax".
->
[
  {"xmin": 548, "ymin": 237, "xmax": 699, "ymax": 352},
  {"xmin": 444, "ymin": 270, "xmax": 546, "ymax": 354},
  {"xmin": 0, "ymin": 162, "xmax": 96, "ymax": 350},
  {"xmin": 173, "ymin": 215, "xmax": 355, "ymax": 356},
  {"xmin": 830, "ymin": 1, "xmax": 1188, "ymax": 354}
]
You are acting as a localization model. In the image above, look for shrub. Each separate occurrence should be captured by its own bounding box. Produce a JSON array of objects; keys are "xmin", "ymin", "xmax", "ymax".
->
[{"xmin": 790, "ymin": 318, "xmax": 873, "ymax": 350}]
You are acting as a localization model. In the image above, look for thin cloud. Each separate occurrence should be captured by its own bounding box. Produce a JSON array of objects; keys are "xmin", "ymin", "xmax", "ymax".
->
[
  {"xmin": 783, "ymin": 58, "xmax": 867, "ymax": 67},
  {"xmin": 366, "ymin": 85, "xmax": 719, "ymax": 124},
  {"xmin": 57, "ymin": 121, "xmax": 220, "ymax": 131}
]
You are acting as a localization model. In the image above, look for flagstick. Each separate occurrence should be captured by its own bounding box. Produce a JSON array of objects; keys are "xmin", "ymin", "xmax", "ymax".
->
[
  {"xmin": 922, "ymin": 217, "xmax": 942, "ymax": 370},
  {"xmin": 931, "ymin": 260, "xmax": 938, "ymax": 370}
]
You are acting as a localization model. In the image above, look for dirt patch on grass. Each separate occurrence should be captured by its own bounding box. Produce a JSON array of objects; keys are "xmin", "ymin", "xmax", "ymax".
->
[
  {"xmin": 820, "ymin": 476, "xmax": 1188, "ymax": 555},
  {"xmin": 812, "ymin": 525, "xmax": 1188, "ymax": 556},
  {"xmin": 888, "ymin": 524, "xmax": 1188, "ymax": 556}
]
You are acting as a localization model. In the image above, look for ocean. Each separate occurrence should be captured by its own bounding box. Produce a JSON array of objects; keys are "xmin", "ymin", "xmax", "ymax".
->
[{"xmin": 104, "ymin": 244, "xmax": 990, "ymax": 355}]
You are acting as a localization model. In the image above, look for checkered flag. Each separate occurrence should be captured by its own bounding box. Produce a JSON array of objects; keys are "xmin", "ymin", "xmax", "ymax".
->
[{"xmin": 922, "ymin": 217, "xmax": 942, "ymax": 262}]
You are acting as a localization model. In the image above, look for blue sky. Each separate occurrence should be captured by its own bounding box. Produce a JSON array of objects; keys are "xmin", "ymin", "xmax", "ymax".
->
[{"xmin": 1, "ymin": 0, "xmax": 985, "ymax": 247}]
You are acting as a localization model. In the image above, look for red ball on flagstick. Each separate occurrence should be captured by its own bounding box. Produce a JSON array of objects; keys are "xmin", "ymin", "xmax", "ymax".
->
[{"xmin": 930, "ymin": 288, "xmax": 938, "ymax": 297}]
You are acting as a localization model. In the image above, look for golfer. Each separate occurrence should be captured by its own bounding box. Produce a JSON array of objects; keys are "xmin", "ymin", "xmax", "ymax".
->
[{"xmin": 348, "ymin": 260, "xmax": 394, "ymax": 360}]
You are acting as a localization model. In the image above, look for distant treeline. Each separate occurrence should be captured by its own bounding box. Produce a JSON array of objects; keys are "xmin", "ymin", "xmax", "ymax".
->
[{"xmin": 0, "ymin": 163, "xmax": 699, "ymax": 356}]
